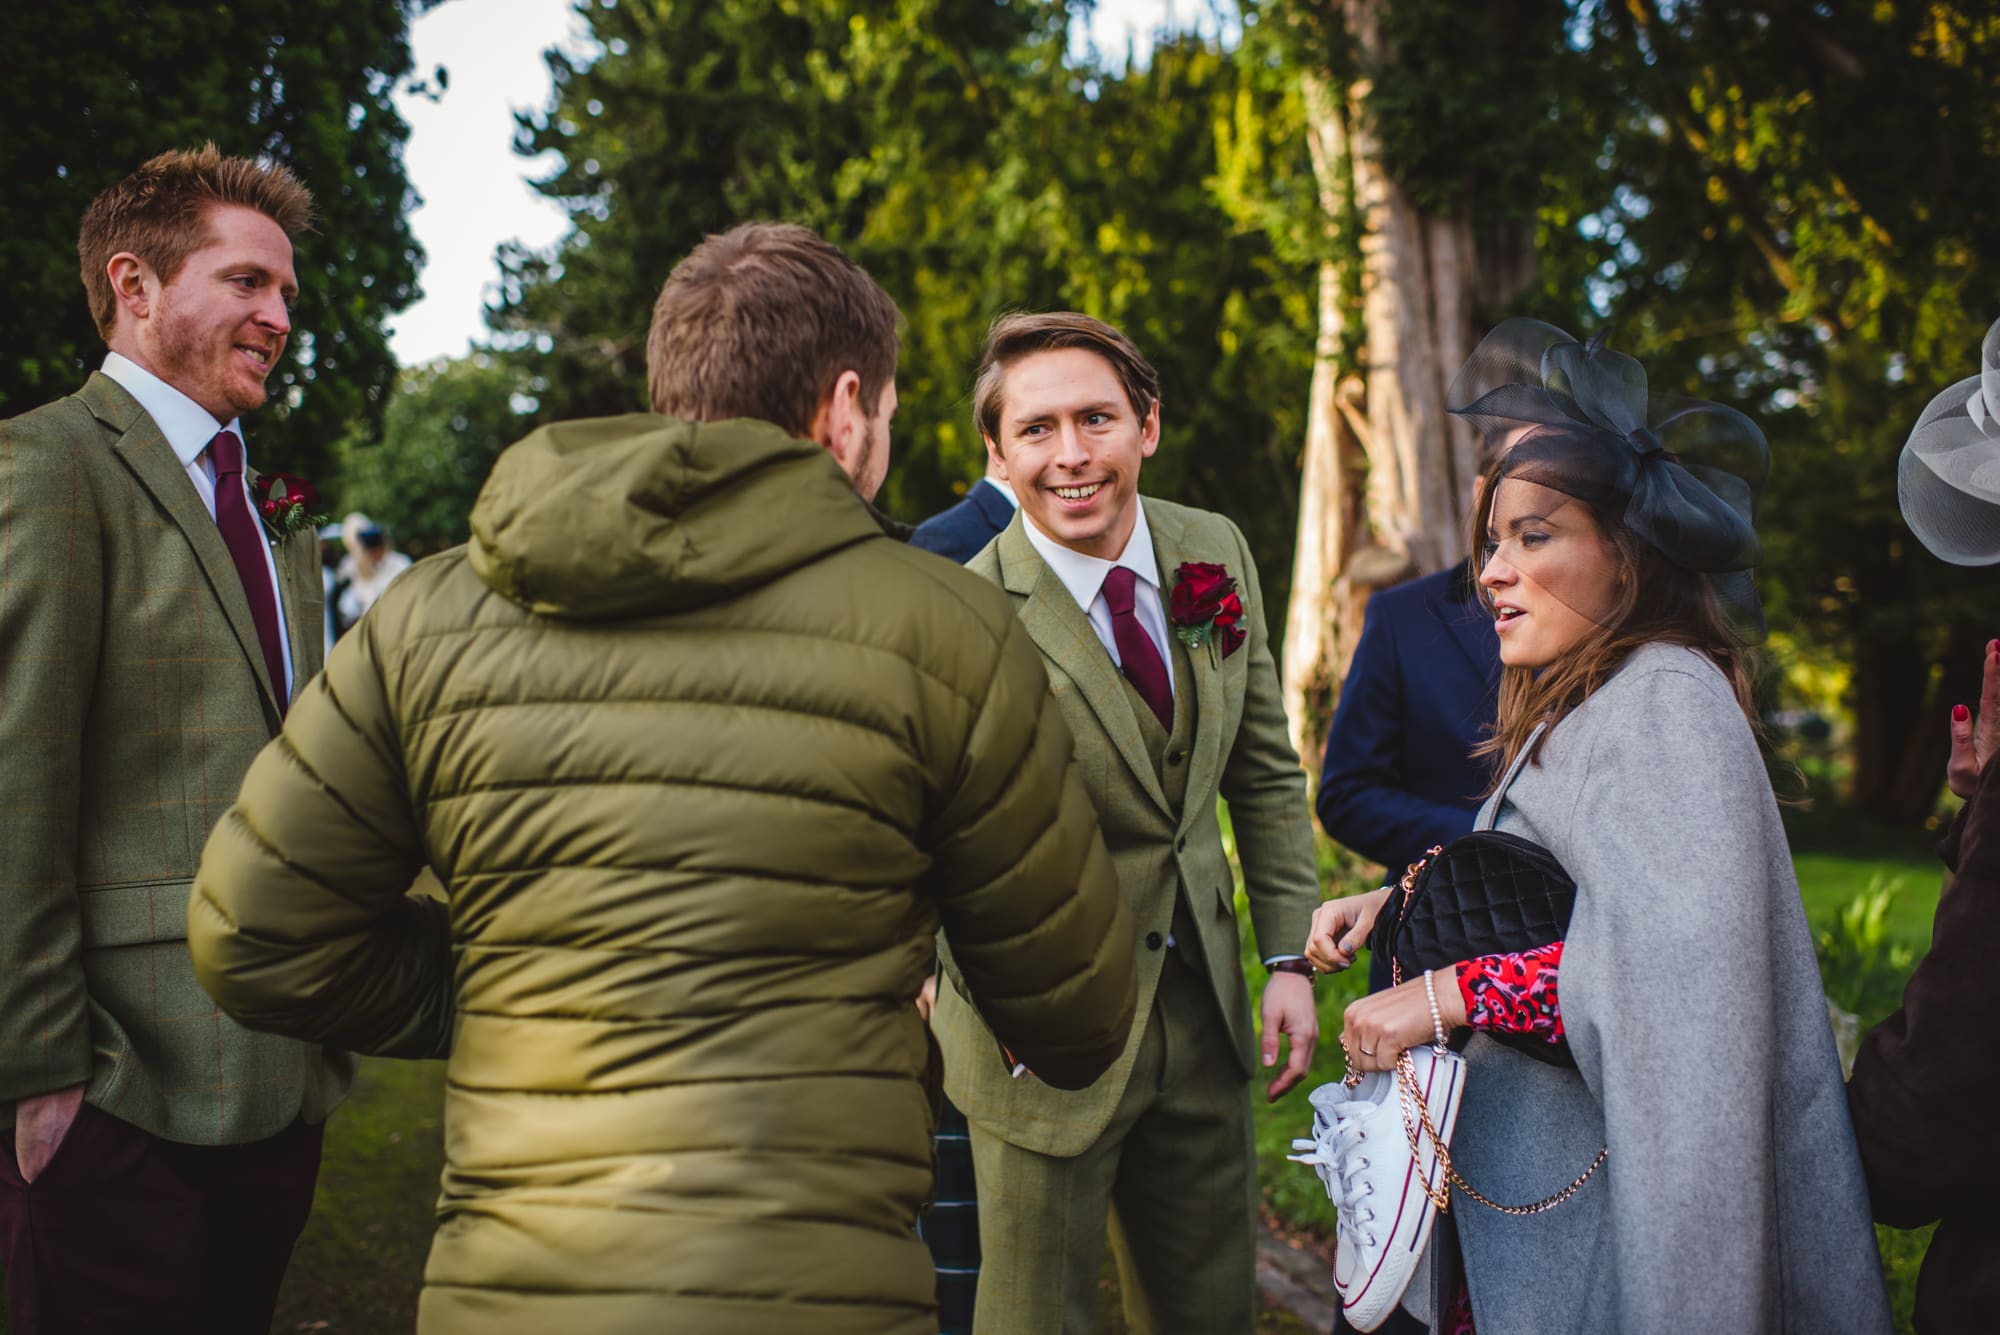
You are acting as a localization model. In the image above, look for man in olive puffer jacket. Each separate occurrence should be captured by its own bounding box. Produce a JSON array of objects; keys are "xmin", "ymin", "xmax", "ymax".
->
[{"xmin": 187, "ymin": 223, "xmax": 1138, "ymax": 1335}]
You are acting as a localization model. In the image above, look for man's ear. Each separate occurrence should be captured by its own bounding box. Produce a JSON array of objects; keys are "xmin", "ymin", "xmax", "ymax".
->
[
  {"xmin": 808, "ymin": 369, "xmax": 865, "ymax": 458},
  {"xmin": 106, "ymin": 252, "xmax": 157, "ymax": 327},
  {"xmin": 1138, "ymin": 399, "xmax": 1161, "ymax": 459},
  {"xmin": 983, "ymin": 434, "xmax": 1010, "ymax": 484}
]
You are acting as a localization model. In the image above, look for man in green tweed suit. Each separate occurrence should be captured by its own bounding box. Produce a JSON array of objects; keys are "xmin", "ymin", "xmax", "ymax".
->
[
  {"xmin": 0, "ymin": 146, "xmax": 358, "ymax": 1333},
  {"xmin": 932, "ymin": 312, "xmax": 1323, "ymax": 1333}
]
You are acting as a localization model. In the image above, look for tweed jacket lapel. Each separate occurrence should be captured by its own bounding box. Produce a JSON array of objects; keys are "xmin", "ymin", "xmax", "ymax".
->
[
  {"xmin": 995, "ymin": 516, "xmax": 1172, "ymax": 819},
  {"xmin": 1145, "ymin": 502, "xmax": 1229, "ymax": 813},
  {"xmin": 79, "ymin": 373, "xmax": 285, "ymax": 725}
]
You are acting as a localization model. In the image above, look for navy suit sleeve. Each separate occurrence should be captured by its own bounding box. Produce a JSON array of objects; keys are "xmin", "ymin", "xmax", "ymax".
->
[
  {"xmin": 912, "ymin": 491, "xmax": 1008, "ymax": 565},
  {"xmin": 910, "ymin": 514, "xmax": 969, "ymax": 562},
  {"xmin": 1316, "ymin": 595, "xmax": 1479, "ymax": 867}
]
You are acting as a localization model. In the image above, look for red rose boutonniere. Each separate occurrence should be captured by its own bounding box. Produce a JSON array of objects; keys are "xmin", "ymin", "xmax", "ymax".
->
[
  {"xmin": 1169, "ymin": 561, "xmax": 1246, "ymax": 664},
  {"xmin": 252, "ymin": 472, "xmax": 326, "ymax": 539}
]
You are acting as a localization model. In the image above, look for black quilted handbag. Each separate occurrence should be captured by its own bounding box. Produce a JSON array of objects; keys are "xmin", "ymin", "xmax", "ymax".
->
[{"xmin": 1370, "ymin": 830, "xmax": 1578, "ymax": 1068}]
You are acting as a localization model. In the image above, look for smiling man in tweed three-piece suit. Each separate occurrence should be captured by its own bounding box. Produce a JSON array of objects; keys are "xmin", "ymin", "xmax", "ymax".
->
[
  {"xmin": 934, "ymin": 311, "xmax": 1323, "ymax": 1334},
  {"xmin": 0, "ymin": 146, "xmax": 390, "ymax": 1333}
]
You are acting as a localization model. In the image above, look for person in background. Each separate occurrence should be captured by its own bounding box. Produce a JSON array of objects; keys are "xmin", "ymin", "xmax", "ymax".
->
[
  {"xmin": 912, "ymin": 455, "xmax": 1017, "ymax": 562},
  {"xmin": 320, "ymin": 521, "xmax": 346, "ymax": 652},
  {"xmin": 1847, "ymin": 314, "xmax": 2000, "ymax": 1335},
  {"xmin": 334, "ymin": 510, "xmax": 413, "ymax": 631},
  {"xmin": 0, "ymin": 144, "xmax": 342, "ymax": 1335},
  {"xmin": 186, "ymin": 222, "xmax": 1136, "ymax": 1335}
]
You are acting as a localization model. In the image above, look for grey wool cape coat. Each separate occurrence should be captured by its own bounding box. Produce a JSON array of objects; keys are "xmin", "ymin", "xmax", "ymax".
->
[{"xmin": 1425, "ymin": 642, "xmax": 1891, "ymax": 1334}]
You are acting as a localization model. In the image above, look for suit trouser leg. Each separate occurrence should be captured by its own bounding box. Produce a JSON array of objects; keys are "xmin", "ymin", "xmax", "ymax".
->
[
  {"xmin": 0, "ymin": 1102, "xmax": 322, "ymax": 1335},
  {"xmin": 968, "ymin": 952, "xmax": 1258, "ymax": 1335},
  {"xmin": 1107, "ymin": 949, "xmax": 1257, "ymax": 1335},
  {"xmin": 967, "ymin": 1001, "xmax": 1166, "ymax": 1335}
]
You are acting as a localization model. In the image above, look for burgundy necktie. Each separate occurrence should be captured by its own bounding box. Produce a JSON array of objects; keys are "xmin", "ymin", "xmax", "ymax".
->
[
  {"xmin": 208, "ymin": 430, "xmax": 288, "ymax": 713},
  {"xmin": 1102, "ymin": 566, "xmax": 1172, "ymax": 730}
]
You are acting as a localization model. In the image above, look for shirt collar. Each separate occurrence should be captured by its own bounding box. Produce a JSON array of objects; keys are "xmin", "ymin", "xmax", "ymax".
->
[
  {"xmin": 101, "ymin": 351, "xmax": 242, "ymax": 469},
  {"xmin": 1022, "ymin": 497, "xmax": 1160, "ymax": 614},
  {"xmin": 980, "ymin": 476, "xmax": 1020, "ymax": 509}
]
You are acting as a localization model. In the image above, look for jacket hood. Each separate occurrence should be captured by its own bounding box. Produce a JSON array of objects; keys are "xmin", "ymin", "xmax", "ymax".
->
[{"xmin": 469, "ymin": 414, "xmax": 884, "ymax": 619}]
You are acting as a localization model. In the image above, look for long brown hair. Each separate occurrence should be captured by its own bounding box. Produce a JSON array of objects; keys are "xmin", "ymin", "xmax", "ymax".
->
[{"xmin": 1471, "ymin": 475, "xmax": 1758, "ymax": 781}]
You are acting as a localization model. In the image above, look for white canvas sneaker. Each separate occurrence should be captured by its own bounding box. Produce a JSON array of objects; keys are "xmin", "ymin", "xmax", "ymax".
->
[{"xmin": 1289, "ymin": 1046, "xmax": 1464, "ymax": 1333}]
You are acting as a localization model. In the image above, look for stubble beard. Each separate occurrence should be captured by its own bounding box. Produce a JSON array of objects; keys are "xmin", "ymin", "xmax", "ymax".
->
[{"xmin": 152, "ymin": 298, "xmax": 268, "ymax": 422}]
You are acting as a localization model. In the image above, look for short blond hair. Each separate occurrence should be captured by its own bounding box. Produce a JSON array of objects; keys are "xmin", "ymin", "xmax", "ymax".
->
[{"xmin": 78, "ymin": 143, "xmax": 314, "ymax": 341}]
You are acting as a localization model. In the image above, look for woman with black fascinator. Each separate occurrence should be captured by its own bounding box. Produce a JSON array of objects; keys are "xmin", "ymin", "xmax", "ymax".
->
[
  {"xmin": 1301, "ymin": 320, "xmax": 1890, "ymax": 1333},
  {"xmin": 1847, "ymin": 315, "xmax": 2000, "ymax": 1335}
]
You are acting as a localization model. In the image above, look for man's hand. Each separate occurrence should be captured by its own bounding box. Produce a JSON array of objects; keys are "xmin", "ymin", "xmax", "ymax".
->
[
  {"xmin": 1338, "ymin": 973, "xmax": 1469, "ymax": 1076},
  {"xmin": 915, "ymin": 973, "xmax": 938, "ymax": 1022},
  {"xmin": 13, "ymin": 1084, "xmax": 84, "ymax": 1183},
  {"xmin": 1948, "ymin": 639, "xmax": 2000, "ymax": 800},
  {"xmin": 1260, "ymin": 972, "xmax": 1318, "ymax": 1103}
]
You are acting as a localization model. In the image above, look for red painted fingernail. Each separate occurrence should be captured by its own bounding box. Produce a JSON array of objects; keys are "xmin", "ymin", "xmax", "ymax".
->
[{"xmin": 1956, "ymin": 704, "xmax": 1971, "ymax": 722}]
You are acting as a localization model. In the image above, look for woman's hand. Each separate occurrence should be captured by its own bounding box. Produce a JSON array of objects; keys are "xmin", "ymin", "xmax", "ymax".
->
[
  {"xmin": 1948, "ymin": 638, "xmax": 2000, "ymax": 799},
  {"xmin": 1304, "ymin": 885, "xmax": 1393, "ymax": 974},
  {"xmin": 1338, "ymin": 972, "xmax": 1469, "ymax": 1075}
]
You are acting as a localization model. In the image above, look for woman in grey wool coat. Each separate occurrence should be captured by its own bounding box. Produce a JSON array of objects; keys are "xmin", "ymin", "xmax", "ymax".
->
[{"xmin": 1305, "ymin": 320, "xmax": 1892, "ymax": 1335}]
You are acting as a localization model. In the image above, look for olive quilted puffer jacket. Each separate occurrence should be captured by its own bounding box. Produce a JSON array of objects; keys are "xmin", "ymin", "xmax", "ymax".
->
[{"xmin": 189, "ymin": 414, "xmax": 1136, "ymax": 1334}]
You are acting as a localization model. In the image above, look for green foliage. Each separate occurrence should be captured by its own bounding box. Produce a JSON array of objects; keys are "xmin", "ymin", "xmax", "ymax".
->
[
  {"xmin": 488, "ymin": 1, "xmax": 1317, "ymax": 608},
  {"xmin": 1541, "ymin": 0, "xmax": 2000, "ymax": 820},
  {"xmin": 1814, "ymin": 875, "xmax": 1918, "ymax": 1023},
  {"xmin": 0, "ymin": 2, "xmax": 432, "ymax": 479},
  {"xmin": 331, "ymin": 353, "xmax": 538, "ymax": 556}
]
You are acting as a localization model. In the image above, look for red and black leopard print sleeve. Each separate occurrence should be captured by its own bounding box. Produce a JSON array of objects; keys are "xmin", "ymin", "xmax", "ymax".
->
[{"xmin": 1455, "ymin": 940, "xmax": 1565, "ymax": 1043}]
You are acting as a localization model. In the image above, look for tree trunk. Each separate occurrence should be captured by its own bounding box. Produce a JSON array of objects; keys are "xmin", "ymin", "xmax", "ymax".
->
[
  {"xmin": 1281, "ymin": 1, "xmax": 1536, "ymax": 773},
  {"xmin": 1280, "ymin": 73, "xmax": 1366, "ymax": 766}
]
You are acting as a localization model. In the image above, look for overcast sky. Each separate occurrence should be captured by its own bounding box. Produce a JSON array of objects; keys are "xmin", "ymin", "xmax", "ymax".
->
[{"xmin": 384, "ymin": 0, "xmax": 1200, "ymax": 367}]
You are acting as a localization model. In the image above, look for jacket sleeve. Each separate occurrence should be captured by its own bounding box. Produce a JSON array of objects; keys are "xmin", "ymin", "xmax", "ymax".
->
[
  {"xmin": 0, "ymin": 420, "xmax": 98, "ymax": 1103},
  {"xmin": 1847, "ymin": 762, "xmax": 2000, "ymax": 1226},
  {"xmin": 1216, "ymin": 520, "xmax": 1321, "ymax": 964},
  {"xmin": 1316, "ymin": 597, "xmax": 1477, "ymax": 866},
  {"xmin": 924, "ymin": 613, "xmax": 1136, "ymax": 1091},
  {"xmin": 188, "ymin": 602, "xmax": 452, "ymax": 1059}
]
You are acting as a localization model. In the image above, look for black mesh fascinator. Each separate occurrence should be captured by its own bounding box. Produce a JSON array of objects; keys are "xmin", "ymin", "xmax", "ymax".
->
[
  {"xmin": 1899, "ymin": 317, "xmax": 2000, "ymax": 566},
  {"xmin": 1448, "ymin": 318, "xmax": 1771, "ymax": 640}
]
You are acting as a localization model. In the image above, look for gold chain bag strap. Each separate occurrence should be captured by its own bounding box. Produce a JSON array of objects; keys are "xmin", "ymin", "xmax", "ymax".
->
[{"xmin": 1378, "ymin": 846, "xmax": 1609, "ymax": 1217}]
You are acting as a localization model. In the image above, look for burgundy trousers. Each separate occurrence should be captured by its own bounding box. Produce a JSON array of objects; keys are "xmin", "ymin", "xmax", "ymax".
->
[{"xmin": 0, "ymin": 1102, "xmax": 323, "ymax": 1335}]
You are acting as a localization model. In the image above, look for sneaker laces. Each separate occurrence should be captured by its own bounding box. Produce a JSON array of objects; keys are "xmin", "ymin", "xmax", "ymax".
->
[{"xmin": 1287, "ymin": 1103, "xmax": 1379, "ymax": 1249}]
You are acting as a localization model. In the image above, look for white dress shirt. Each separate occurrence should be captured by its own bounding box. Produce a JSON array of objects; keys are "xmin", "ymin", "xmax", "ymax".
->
[
  {"xmin": 1021, "ymin": 498, "xmax": 1175, "ymax": 701},
  {"xmin": 101, "ymin": 352, "xmax": 294, "ymax": 697}
]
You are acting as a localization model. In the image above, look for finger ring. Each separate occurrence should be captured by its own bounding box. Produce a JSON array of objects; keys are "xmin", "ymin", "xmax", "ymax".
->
[{"xmin": 1359, "ymin": 1045, "xmax": 1377, "ymax": 1056}]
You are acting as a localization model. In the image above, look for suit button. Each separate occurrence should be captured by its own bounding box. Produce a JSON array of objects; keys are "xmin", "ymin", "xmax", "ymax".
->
[
  {"xmin": 1145, "ymin": 931, "xmax": 1164, "ymax": 950},
  {"xmin": 1167, "ymin": 749, "xmax": 1186, "ymax": 765}
]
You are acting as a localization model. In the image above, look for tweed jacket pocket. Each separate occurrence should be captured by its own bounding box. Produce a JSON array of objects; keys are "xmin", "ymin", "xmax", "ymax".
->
[{"xmin": 78, "ymin": 879, "xmax": 198, "ymax": 949}]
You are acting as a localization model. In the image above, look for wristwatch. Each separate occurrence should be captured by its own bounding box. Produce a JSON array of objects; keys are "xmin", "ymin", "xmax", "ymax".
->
[{"xmin": 1267, "ymin": 957, "xmax": 1317, "ymax": 985}]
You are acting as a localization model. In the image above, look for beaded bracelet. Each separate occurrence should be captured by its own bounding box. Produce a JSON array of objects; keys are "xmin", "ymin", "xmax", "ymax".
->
[{"xmin": 1422, "ymin": 968, "xmax": 1448, "ymax": 1053}]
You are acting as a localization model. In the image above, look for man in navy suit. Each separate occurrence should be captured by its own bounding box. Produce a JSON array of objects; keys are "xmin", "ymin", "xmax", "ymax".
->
[
  {"xmin": 1317, "ymin": 559, "xmax": 1500, "ymax": 953},
  {"xmin": 911, "ymin": 462, "xmax": 1015, "ymax": 562}
]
